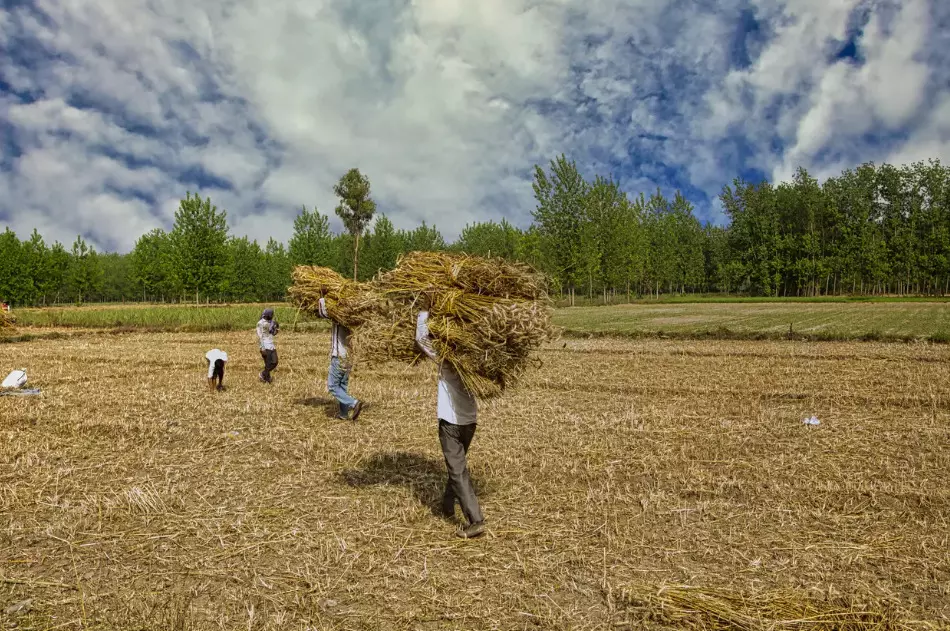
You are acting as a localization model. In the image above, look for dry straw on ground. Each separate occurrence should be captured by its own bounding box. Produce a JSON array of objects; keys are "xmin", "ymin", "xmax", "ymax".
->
[
  {"xmin": 619, "ymin": 582, "xmax": 908, "ymax": 631},
  {"xmin": 0, "ymin": 310, "xmax": 15, "ymax": 331},
  {"xmin": 2, "ymin": 332, "xmax": 948, "ymax": 630}
]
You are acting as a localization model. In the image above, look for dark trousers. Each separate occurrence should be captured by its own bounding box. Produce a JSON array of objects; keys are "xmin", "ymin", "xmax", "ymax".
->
[
  {"xmin": 439, "ymin": 420, "xmax": 483, "ymax": 525},
  {"xmin": 211, "ymin": 359, "xmax": 225, "ymax": 384},
  {"xmin": 260, "ymin": 349, "xmax": 278, "ymax": 382}
]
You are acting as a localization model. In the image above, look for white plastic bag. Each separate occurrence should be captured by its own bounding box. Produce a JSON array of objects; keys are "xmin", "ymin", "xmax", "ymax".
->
[
  {"xmin": 1, "ymin": 369, "xmax": 27, "ymax": 389},
  {"xmin": 802, "ymin": 415, "xmax": 820, "ymax": 426}
]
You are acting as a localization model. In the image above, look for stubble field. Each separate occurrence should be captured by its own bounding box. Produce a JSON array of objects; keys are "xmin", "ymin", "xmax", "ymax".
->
[{"xmin": 2, "ymin": 329, "xmax": 950, "ymax": 630}]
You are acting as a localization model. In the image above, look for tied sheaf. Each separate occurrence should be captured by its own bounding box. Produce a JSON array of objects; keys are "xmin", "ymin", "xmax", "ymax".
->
[{"xmin": 289, "ymin": 251, "xmax": 558, "ymax": 399}]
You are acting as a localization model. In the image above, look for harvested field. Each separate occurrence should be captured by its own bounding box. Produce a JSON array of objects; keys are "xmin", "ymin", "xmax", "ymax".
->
[{"xmin": 1, "ymin": 331, "xmax": 949, "ymax": 629}]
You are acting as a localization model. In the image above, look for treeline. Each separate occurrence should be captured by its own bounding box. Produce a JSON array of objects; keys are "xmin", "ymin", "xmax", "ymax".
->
[{"xmin": 2, "ymin": 158, "xmax": 949, "ymax": 306}]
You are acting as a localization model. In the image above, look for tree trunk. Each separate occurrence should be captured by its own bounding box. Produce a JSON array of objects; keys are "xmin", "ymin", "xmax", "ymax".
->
[{"xmin": 353, "ymin": 233, "xmax": 361, "ymax": 281}]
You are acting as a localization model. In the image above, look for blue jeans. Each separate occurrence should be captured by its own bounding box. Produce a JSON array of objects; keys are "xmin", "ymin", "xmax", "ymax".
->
[{"xmin": 328, "ymin": 356, "xmax": 357, "ymax": 417}]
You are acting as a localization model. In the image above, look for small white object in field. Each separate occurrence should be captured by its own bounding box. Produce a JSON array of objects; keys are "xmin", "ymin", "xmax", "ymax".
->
[
  {"xmin": 802, "ymin": 415, "xmax": 820, "ymax": 426},
  {"xmin": 1, "ymin": 369, "xmax": 27, "ymax": 389}
]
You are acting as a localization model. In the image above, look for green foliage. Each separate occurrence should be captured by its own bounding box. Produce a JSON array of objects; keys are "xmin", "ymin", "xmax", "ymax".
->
[
  {"xmin": 402, "ymin": 221, "xmax": 446, "ymax": 253},
  {"xmin": 262, "ymin": 238, "xmax": 291, "ymax": 301},
  {"xmin": 334, "ymin": 168, "xmax": 377, "ymax": 280},
  {"xmin": 5, "ymin": 157, "xmax": 950, "ymax": 307},
  {"xmin": 455, "ymin": 219, "xmax": 522, "ymax": 259},
  {"xmin": 0, "ymin": 228, "xmax": 34, "ymax": 305},
  {"xmin": 169, "ymin": 192, "xmax": 229, "ymax": 302},
  {"xmin": 68, "ymin": 236, "xmax": 104, "ymax": 303},
  {"xmin": 532, "ymin": 154, "xmax": 591, "ymax": 294},
  {"xmin": 225, "ymin": 236, "xmax": 264, "ymax": 302},
  {"xmin": 288, "ymin": 206, "xmax": 333, "ymax": 267},
  {"xmin": 131, "ymin": 229, "xmax": 175, "ymax": 301},
  {"xmin": 361, "ymin": 215, "xmax": 402, "ymax": 279}
]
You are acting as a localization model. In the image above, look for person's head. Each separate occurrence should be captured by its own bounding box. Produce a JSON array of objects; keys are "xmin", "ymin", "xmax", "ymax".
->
[{"xmin": 262, "ymin": 308, "xmax": 274, "ymax": 321}]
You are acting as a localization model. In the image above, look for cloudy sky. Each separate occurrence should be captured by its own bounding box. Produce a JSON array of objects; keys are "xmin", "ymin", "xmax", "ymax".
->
[{"xmin": 1, "ymin": 0, "xmax": 948, "ymax": 253}]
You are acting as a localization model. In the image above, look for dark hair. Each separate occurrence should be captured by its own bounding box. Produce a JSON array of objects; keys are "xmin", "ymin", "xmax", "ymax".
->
[{"xmin": 262, "ymin": 308, "xmax": 274, "ymax": 320}]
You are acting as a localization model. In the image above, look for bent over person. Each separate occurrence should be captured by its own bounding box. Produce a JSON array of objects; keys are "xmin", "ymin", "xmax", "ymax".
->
[
  {"xmin": 205, "ymin": 348, "xmax": 228, "ymax": 392},
  {"xmin": 257, "ymin": 308, "xmax": 279, "ymax": 383},
  {"xmin": 415, "ymin": 310, "xmax": 485, "ymax": 539}
]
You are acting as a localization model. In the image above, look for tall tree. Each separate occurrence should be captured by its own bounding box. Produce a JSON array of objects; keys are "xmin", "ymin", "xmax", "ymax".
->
[
  {"xmin": 403, "ymin": 221, "xmax": 446, "ymax": 253},
  {"xmin": 288, "ymin": 206, "xmax": 333, "ymax": 267},
  {"xmin": 225, "ymin": 237, "xmax": 265, "ymax": 302},
  {"xmin": 455, "ymin": 219, "xmax": 523, "ymax": 259},
  {"xmin": 360, "ymin": 214, "xmax": 402, "ymax": 279},
  {"xmin": 333, "ymin": 168, "xmax": 377, "ymax": 281},
  {"xmin": 131, "ymin": 229, "xmax": 175, "ymax": 301},
  {"xmin": 46, "ymin": 242, "xmax": 71, "ymax": 304},
  {"xmin": 262, "ymin": 238, "xmax": 292, "ymax": 300},
  {"xmin": 169, "ymin": 193, "xmax": 229, "ymax": 303},
  {"xmin": 0, "ymin": 229, "xmax": 33, "ymax": 305},
  {"xmin": 532, "ymin": 155, "xmax": 590, "ymax": 301},
  {"xmin": 99, "ymin": 253, "xmax": 133, "ymax": 302},
  {"xmin": 23, "ymin": 229, "xmax": 52, "ymax": 305},
  {"xmin": 68, "ymin": 236, "xmax": 103, "ymax": 303}
]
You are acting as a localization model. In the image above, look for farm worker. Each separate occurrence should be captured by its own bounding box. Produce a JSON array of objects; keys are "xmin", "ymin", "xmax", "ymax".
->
[
  {"xmin": 317, "ymin": 297, "xmax": 364, "ymax": 421},
  {"xmin": 205, "ymin": 349, "xmax": 228, "ymax": 392},
  {"xmin": 415, "ymin": 309, "xmax": 485, "ymax": 539},
  {"xmin": 257, "ymin": 308, "xmax": 279, "ymax": 383}
]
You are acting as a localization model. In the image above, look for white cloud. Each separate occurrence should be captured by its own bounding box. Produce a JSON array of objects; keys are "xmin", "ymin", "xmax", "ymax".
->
[{"xmin": 0, "ymin": 0, "xmax": 948, "ymax": 252}]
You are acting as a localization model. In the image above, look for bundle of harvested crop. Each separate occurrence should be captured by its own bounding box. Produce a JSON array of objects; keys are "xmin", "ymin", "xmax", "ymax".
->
[
  {"xmin": 368, "ymin": 251, "xmax": 557, "ymax": 399},
  {"xmin": 287, "ymin": 266, "xmax": 380, "ymax": 329}
]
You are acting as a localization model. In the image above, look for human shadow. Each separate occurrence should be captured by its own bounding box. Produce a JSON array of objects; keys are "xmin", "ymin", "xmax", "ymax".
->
[
  {"xmin": 295, "ymin": 396, "xmax": 339, "ymax": 419},
  {"xmin": 296, "ymin": 397, "xmax": 374, "ymax": 419},
  {"xmin": 339, "ymin": 451, "xmax": 490, "ymax": 518}
]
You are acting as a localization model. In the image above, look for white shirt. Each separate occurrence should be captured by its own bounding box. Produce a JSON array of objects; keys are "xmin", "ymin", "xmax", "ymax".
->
[
  {"xmin": 257, "ymin": 318, "xmax": 276, "ymax": 350},
  {"xmin": 415, "ymin": 311, "xmax": 477, "ymax": 425},
  {"xmin": 205, "ymin": 349, "xmax": 228, "ymax": 378},
  {"xmin": 318, "ymin": 298, "xmax": 350, "ymax": 358}
]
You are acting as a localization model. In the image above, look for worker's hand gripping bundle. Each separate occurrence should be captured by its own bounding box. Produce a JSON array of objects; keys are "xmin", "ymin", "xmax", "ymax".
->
[{"xmin": 365, "ymin": 251, "xmax": 557, "ymax": 399}]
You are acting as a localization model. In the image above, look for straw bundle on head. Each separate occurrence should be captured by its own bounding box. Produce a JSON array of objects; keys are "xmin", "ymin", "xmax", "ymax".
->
[
  {"xmin": 348, "ymin": 299, "xmax": 423, "ymax": 366},
  {"xmin": 377, "ymin": 251, "xmax": 549, "ymax": 300},
  {"xmin": 370, "ymin": 251, "xmax": 557, "ymax": 399},
  {"xmin": 287, "ymin": 266, "xmax": 380, "ymax": 328},
  {"xmin": 286, "ymin": 253, "xmax": 555, "ymax": 398}
]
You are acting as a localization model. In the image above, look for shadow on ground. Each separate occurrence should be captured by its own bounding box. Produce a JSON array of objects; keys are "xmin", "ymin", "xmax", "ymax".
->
[
  {"xmin": 296, "ymin": 396, "xmax": 375, "ymax": 419},
  {"xmin": 295, "ymin": 396, "xmax": 341, "ymax": 418},
  {"xmin": 339, "ymin": 451, "xmax": 490, "ymax": 517}
]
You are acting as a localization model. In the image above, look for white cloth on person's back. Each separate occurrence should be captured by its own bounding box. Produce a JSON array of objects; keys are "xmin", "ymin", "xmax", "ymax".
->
[
  {"xmin": 415, "ymin": 311, "xmax": 477, "ymax": 426},
  {"xmin": 205, "ymin": 349, "xmax": 228, "ymax": 378},
  {"xmin": 257, "ymin": 318, "xmax": 276, "ymax": 350},
  {"xmin": 318, "ymin": 298, "xmax": 350, "ymax": 359}
]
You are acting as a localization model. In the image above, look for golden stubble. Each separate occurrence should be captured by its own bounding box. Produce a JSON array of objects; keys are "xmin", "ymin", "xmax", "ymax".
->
[{"xmin": 1, "ymin": 331, "xmax": 949, "ymax": 630}]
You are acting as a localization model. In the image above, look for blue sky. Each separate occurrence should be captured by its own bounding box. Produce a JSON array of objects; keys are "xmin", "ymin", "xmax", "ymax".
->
[{"xmin": 1, "ymin": 0, "xmax": 948, "ymax": 253}]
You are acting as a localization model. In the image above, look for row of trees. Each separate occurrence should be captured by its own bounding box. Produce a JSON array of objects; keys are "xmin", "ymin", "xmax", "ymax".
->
[{"xmin": 3, "ymin": 159, "xmax": 950, "ymax": 306}]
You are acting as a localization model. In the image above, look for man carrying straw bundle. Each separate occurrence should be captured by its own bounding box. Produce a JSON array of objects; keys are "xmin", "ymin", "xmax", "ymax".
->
[
  {"xmin": 317, "ymin": 297, "xmax": 364, "ymax": 421},
  {"xmin": 416, "ymin": 308, "xmax": 486, "ymax": 540}
]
